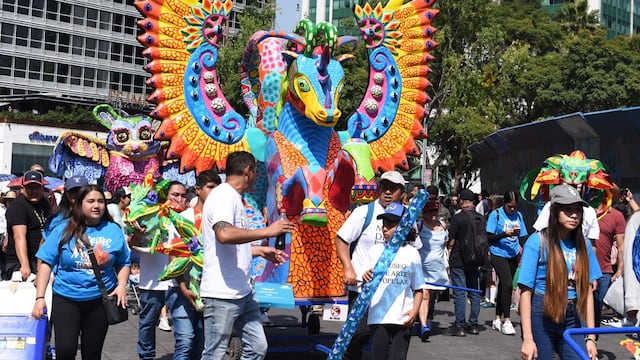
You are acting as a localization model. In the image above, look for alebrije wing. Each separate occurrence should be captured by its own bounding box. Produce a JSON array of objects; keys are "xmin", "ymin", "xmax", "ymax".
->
[
  {"xmin": 345, "ymin": 0, "xmax": 437, "ymax": 171},
  {"xmin": 48, "ymin": 131, "xmax": 109, "ymax": 185},
  {"xmin": 135, "ymin": 0, "xmax": 251, "ymax": 173}
]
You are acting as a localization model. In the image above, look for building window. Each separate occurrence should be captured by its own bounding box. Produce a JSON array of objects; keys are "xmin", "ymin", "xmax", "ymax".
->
[
  {"xmin": 43, "ymin": 61, "xmax": 55, "ymax": 81},
  {"xmin": 134, "ymin": 75, "xmax": 146, "ymax": 93},
  {"xmin": 59, "ymin": 1, "xmax": 71, "ymax": 23},
  {"xmin": 28, "ymin": 59, "xmax": 42, "ymax": 80},
  {"xmin": 32, "ymin": 0, "xmax": 44, "ymax": 17},
  {"xmin": 57, "ymin": 63, "xmax": 68, "ymax": 83},
  {"xmin": 58, "ymin": 32, "xmax": 70, "ymax": 53},
  {"xmin": 112, "ymin": 13, "xmax": 123, "ymax": 33},
  {"xmin": 72, "ymin": 35, "xmax": 83, "ymax": 55},
  {"xmin": 73, "ymin": 5, "xmax": 86, "ymax": 26},
  {"xmin": 44, "ymin": 30, "xmax": 56, "ymax": 51},
  {"xmin": 98, "ymin": 40, "xmax": 110, "ymax": 59},
  {"xmin": 123, "ymin": 44, "xmax": 134, "ymax": 63},
  {"xmin": 17, "ymin": 0, "xmax": 30, "ymax": 15},
  {"xmin": 100, "ymin": 11, "xmax": 111, "ymax": 31},
  {"xmin": 122, "ymin": 73, "xmax": 132, "ymax": 92},
  {"xmin": 0, "ymin": 55, "xmax": 11, "ymax": 76},
  {"xmin": 14, "ymin": 57, "xmax": 27, "ymax": 78},
  {"xmin": 70, "ymin": 65, "xmax": 81, "ymax": 85},
  {"xmin": 46, "ymin": 0, "xmax": 57, "ymax": 20},
  {"xmin": 111, "ymin": 43, "xmax": 121, "ymax": 62},
  {"xmin": 125, "ymin": 15, "xmax": 136, "ymax": 35},
  {"xmin": 1, "ymin": 23, "xmax": 14, "ymax": 45},
  {"xmin": 16, "ymin": 25, "xmax": 28, "ymax": 47},
  {"xmin": 85, "ymin": 37, "xmax": 96, "ymax": 57},
  {"xmin": 2, "ymin": 0, "xmax": 16, "ymax": 13},
  {"xmin": 110, "ymin": 71, "xmax": 121, "ymax": 90},
  {"xmin": 135, "ymin": 46, "xmax": 146, "ymax": 65},
  {"xmin": 84, "ymin": 67, "xmax": 95, "ymax": 87},
  {"xmin": 30, "ymin": 28, "xmax": 43, "ymax": 49},
  {"xmin": 87, "ymin": 8, "xmax": 98, "ymax": 28},
  {"xmin": 97, "ymin": 69, "xmax": 108, "ymax": 88}
]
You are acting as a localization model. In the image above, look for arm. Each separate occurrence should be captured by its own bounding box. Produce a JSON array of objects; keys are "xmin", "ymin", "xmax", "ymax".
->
[
  {"xmin": 584, "ymin": 288, "xmax": 598, "ymax": 359},
  {"xmin": 403, "ymin": 290, "xmax": 423, "ymax": 327},
  {"xmin": 214, "ymin": 220, "xmax": 291, "ymax": 245},
  {"xmin": 11, "ymin": 224, "xmax": 31, "ymax": 281},
  {"xmin": 519, "ymin": 287, "xmax": 537, "ymax": 360},
  {"xmin": 626, "ymin": 191, "xmax": 640, "ymax": 212},
  {"xmin": 335, "ymin": 236, "xmax": 357, "ymax": 286},
  {"xmin": 31, "ymin": 262, "xmax": 52, "ymax": 319},
  {"xmin": 612, "ymin": 234, "xmax": 624, "ymax": 281},
  {"xmin": 177, "ymin": 276, "xmax": 198, "ymax": 309},
  {"xmin": 109, "ymin": 265, "xmax": 130, "ymax": 308},
  {"xmin": 251, "ymin": 246, "xmax": 287, "ymax": 266}
]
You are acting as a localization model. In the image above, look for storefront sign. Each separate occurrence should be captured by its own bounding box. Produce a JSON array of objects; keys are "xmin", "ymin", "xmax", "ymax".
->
[{"xmin": 28, "ymin": 131, "xmax": 58, "ymax": 143}]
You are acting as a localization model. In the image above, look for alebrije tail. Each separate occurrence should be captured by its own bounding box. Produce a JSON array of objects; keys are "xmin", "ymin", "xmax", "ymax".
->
[{"xmin": 346, "ymin": 0, "xmax": 438, "ymax": 172}]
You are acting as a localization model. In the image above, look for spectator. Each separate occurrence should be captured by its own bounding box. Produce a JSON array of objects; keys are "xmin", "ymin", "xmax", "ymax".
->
[
  {"xmin": 519, "ymin": 184, "xmax": 601, "ymax": 360},
  {"xmin": 44, "ymin": 175, "xmax": 89, "ymax": 238},
  {"xmin": 0, "ymin": 190, "xmax": 16, "ymax": 279},
  {"xmin": 168, "ymin": 170, "xmax": 221, "ymax": 360},
  {"xmin": 623, "ymin": 211, "xmax": 640, "ymax": 327},
  {"xmin": 476, "ymin": 189, "xmax": 491, "ymax": 217},
  {"xmin": 443, "ymin": 189, "xmax": 484, "ymax": 337},
  {"xmin": 410, "ymin": 184, "xmax": 425, "ymax": 199},
  {"xmin": 136, "ymin": 180, "xmax": 188, "ymax": 359},
  {"xmin": 5, "ymin": 171, "xmax": 51, "ymax": 280},
  {"xmin": 486, "ymin": 190, "xmax": 528, "ymax": 336},
  {"xmin": 30, "ymin": 164, "xmax": 57, "ymax": 212},
  {"xmin": 417, "ymin": 200, "xmax": 449, "ymax": 341},
  {"xmin": 107, "ymin": 186, "xmax": 131, "ymax": 232},
  {"xmin": 447, "ymin": 192, "xmax": 460, "ymax": 215},
  {"xmin": 426, "ymin": 185, "xmax": 451, "ymax": 226},
  {"xmin": 335, "ymin": 170, "xmax": 407, "ymax": 360},
  {"xmin": 359, "ymin": 202, "xmax": 425, "ymax": 360},
  {"xmin": 31, "ymin": 184, "xmax": 130, "ymax": 360},
  {"xmin": 200, "ymin": 151, "xmax": 290, "ymax": 360},
  {"xmin": 612, "ymin": 185, "xmax": 640, "ymax": 221}
]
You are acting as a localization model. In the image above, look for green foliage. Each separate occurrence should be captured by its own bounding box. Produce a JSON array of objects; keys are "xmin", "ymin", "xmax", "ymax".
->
[{"xmin": 0, "ymin": 105, "xmax": 98, "ymax": 128}]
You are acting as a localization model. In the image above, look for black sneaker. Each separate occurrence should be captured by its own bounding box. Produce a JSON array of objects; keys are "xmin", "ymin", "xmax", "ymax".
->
[
  {"xmin": 466, "ymin": 324, "xmax": 479, "ymax": 335},
  {"xmin": 442, "ymin": 325, "xmax": 466, "ymax": 337}
]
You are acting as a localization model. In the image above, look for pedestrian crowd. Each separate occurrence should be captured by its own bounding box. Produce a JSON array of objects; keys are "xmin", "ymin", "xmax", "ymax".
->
[{"xmin": 0, "ymin": 155, "xmax": 639, "ymax": 360}]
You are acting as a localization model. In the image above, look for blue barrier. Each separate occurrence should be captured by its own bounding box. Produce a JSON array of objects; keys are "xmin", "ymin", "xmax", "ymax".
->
[{"xmin": 563, "ymin": 326, "xmax": 640, "ymax": 360}]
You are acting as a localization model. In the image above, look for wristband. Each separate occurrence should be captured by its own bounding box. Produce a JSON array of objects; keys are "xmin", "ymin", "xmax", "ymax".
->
[
  {"xmin": 585, "ymin": 337, "xmax": 597, "ymax": 345},
  {"xmin": 35, "ymin": 296, "xmax": 45, "ymax": 300}
]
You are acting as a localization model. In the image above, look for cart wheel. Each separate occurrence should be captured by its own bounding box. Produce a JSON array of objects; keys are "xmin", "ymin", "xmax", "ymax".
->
[
  {"xmin": 307, "ymin": 314, "xmax": 320, "ymax": 335},
  {"xmin": 131, "ymin": 306, "xmax": 139, "ymax": 315},
  {"xmin": 223, "ymin": 336, "xmax": 242, "ymax": 360}
]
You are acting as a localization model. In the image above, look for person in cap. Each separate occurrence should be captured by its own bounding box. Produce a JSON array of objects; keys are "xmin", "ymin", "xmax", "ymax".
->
[
  {"xmin": 4, "ymin": 171, "xmax": 51, "ymax": 280},
  {"xmin": 417, "ymin": 200, "xmax": 449, "ymax": 341},
  {"xmin": 335, "ymin": 170, "xmax": 407, "ymax": 360},
  {"xmin": 43, "ymin": 176, "xmax": 90, "ymax": 238},
  {"xmin": 358, "ymin": 202, "xmax": 424, "ymax": 360},
  {"xmin": 442, "ymin": 188, "xmax": 484, "ymax": 337},
  {"xmin": 519, "ymin": 184, "xmax": 601, "ymax": 360}
]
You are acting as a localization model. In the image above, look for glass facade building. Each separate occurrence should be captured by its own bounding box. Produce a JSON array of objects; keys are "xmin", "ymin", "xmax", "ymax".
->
[
  {"xmin": 306, "ymin": 0, "xmax": 360, "ymax": 35},
  {"xmin": 0, "ymin": 0, "xmax": 263, "ymax": 113},
  {"xmin": 541, "ymin": 0, "xmax": 640, "ymax": 38}
]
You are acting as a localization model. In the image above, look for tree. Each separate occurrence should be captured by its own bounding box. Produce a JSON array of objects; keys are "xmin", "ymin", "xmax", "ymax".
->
[{"xmin": 555, "ymin": 0, "xmax": 600, "ymax": 34}]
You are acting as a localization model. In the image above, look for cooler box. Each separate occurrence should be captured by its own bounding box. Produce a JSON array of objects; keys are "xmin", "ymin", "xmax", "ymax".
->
[{"xmin": 0, "ymin": 314, "xmax": 47, "ymax": 360}]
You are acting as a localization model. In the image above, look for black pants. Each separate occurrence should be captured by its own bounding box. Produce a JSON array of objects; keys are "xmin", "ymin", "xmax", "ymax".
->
[
  {"xmin": 52, "ymin": 294, "xmax": 109, "ymax": 360},
  {"xmin": 491, "ymin": 254, "xmax": 519, "ymax": 319},
  {"xmin": 343, "ymin": 290, "xmax": 371, "ymax": 360},
  {"xmin": 370, "ymin": 324, "xmax": 411, "ymax": 360}
]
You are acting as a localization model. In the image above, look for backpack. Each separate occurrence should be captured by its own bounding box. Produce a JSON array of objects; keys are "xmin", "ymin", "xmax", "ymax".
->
[
  {"xmin": 349, "ymin": 201, "xmax": 376, "ymax": 257},
  {"xmin": 460, "ymin": 210, "xmax": 489, "ymax": 268}
]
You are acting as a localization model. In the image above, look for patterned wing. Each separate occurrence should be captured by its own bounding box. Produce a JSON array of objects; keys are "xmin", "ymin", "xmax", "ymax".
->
[
  {"xmin": 48, "ymin": 131, "xmax": 109, "ymax": 184},
  {"xmin": 345, "ymin": 0, "xmax": 437, "ymax": 171},
  {"xmin": 136, "ymin": 0, "xmax": 251, "ymax": 173}
]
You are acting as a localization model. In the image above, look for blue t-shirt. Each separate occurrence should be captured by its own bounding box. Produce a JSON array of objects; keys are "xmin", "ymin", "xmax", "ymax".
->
[
  {"xmin": 37, "ymin": 220, "xmax": 131, "ymax": 301},
  {"xmin": 518, "ymin": 232, "xmax": 601, "ymax": 299},
  {"xmin": 43, "ymin": 213, "xmax": 66, "ymax": 239},
  {"xmin": 486, "ymin": 208, "xmax": 528, "ymax": 258}
]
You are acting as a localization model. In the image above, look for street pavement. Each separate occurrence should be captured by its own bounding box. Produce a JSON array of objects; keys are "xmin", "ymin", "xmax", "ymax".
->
[{"xmin": 98, "ymin": 295, "xmax": 636, "ymax": 360}]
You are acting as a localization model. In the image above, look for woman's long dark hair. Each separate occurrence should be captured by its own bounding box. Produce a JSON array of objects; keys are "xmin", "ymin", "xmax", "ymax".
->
[
  {"xmin": 544, "ymin": 203, "xmax": 591, "ymax": 323},
  {"xmin": 58, "ymin": 185, "xmax": 114, "ymax": 254}
]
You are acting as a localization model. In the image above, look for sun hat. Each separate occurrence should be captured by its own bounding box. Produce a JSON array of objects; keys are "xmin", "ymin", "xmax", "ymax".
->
[
  {"xmin": 379, "ymin": 171, "xmax": 407, "ymax": 186},
  {"xmin": 376, "ymin": 202, "xmax": 406, "ymax": 222}
]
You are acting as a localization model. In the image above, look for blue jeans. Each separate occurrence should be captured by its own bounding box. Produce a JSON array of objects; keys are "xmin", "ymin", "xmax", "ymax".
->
[
  {"xmin": 138, "ymin": 289, "xmax": 166, "ymax": 360},
  {"xmin": 593, "ymin": 273, "xmax": 611, "ymax": 327},
  {"xmin": 450, "ymin": 267, "xmax": 481, "ymax": 328},
  {"xmin": 201, "ymin": 293, "xmax": 267, "ymax": 360},
  {"xmin": 531, "ymin": 293, "xmax": 587, "ymax": 359},
  {"xmin": 166, "ymin": 287, "xmax": 204, "ymax": 360}
]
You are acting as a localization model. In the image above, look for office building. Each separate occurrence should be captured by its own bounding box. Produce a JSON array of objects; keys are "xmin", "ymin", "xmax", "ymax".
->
[{"xmin": 541, "ymin": 0, "xmax": 640, "ymax": 37}]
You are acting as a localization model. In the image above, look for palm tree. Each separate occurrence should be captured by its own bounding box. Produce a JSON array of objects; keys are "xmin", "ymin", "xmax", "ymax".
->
[{"xmin": 556, "ymin": 0, "xmax": 600, "ymax": 34}]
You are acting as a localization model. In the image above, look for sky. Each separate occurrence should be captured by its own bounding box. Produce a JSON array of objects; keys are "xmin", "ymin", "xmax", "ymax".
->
[{"xmin": 275, "ymin": 0, "xmax": 302, "ymax": 31}]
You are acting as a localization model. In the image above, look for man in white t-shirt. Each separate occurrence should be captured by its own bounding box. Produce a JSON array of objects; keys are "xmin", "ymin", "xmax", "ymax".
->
[
  {"xmin": 335, "ymin": 170, "xmax": 407, "ymax": 360},
  {"xmin": 200, "ymin": 151, "xmax": 291, "ymax": 360}
]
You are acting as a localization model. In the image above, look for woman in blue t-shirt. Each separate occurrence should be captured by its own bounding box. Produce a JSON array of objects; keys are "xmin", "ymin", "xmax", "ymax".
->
[
  {"xmin": 519, "ymin": 184, "xmax": 601, "ymax": 360},
  {"xmin": 32, "ymin": 185, "xmax": 131, "ymax": 360},
  {"xmin": 486, "ymin": 190, "xmax": 527, "ymax": 336}
]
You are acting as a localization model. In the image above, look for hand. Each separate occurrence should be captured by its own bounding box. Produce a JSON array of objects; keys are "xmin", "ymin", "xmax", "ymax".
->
[
  {"xmin": 586, "ymin": 339, "xmax": 597, "ymax": 359},
  {"xmin": 179, "ymin": 286, "xmax": 199, "ymax": 309},
  {"xmin": 267, "ymin": 219, "xmax": 294, "ymax": 238},
  {"xmin": 20, "ymin": 265, "xmax": 31, "ymax": 282},
  {"xmin": 108, "ymin": 284, "xmax": 128, "ymax": 308},
  {"xmin": 401, "ymin": 311, "xmax": 415, "ymax": 327},
  {"xmin": 261, "ymin": 247, "xmax": 289, "ymax": 266},
  {"xmin": 343, "ymin": 268, "xmax": 358, "ymax": 286},
  {"xmin": 521, "ymin": 338, "xmax": 537, "ymax": 360},
  {"xmin": 32, "ymin": 298, "xmax": 47, "ymax": 319},
  {"xmin": 625, "ymin": 189, "xmax": 633, "ymax": 202},
  {"xmin": 612, "ymin": 271, "xmax": 622, "ymax": 282},
  {"xmin": 362, "ymin": 269, "xmax": 373, "ymax": 283}
]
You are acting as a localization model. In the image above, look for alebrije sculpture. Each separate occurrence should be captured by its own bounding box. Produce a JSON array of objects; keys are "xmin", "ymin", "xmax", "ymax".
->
[
  {"xmin": 49, "ymin": 104, "xmax": 195, "ymax": 192},
  {"xmin": 520, "ymin": 150, "xmax": 613, "ymax": 218},
  {"xmin": 135, "ymin": 0, "xmax": 438, "ymax": 296}
]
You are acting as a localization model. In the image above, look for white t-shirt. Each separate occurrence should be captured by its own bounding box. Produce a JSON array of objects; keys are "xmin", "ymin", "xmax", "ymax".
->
[
  {"xmin": 533, "ymin": 202, "xmax": 600, "ymax": 240},
  {"xmin": 624, "ymin": 211, "xmax": 640, "ymax": 313},
  {"xmin": 138, "ymin": 251, "xmax": 170, "ymax": 291},
  {"xmin": 200, "ymin": 183, "xmax": 254, "ymax": 299},
  {"xmin": 362, "ymin": 243, "xmax": 425, "ymax": 325}
]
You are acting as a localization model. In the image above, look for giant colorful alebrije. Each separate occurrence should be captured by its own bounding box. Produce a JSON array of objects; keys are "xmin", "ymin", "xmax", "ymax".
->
[
  {"xmin": 520, "ymin": 150, "xmax": 614, "ymax": 219},
  {"xmin": 135, "ymin": 0, "xmax": 438, "ymax": 297},
  {"xmin": 48, "ymin": 104, "xmax": 195, "ymax": 193}
]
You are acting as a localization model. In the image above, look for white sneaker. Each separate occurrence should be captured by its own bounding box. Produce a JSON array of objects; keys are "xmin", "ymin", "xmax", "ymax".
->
[
  {"xmin": 158, "ymin": 317, "xmax": 172, "ymax": 332},
  {"xmin": 502, "ymin": 320, "xmax": 516, "ymax": 335},
  {"xmin": 492, "ymin": 319, "xmax": 502, "ymax": 331},
  {"xmin": 260, "ymin": 313, "xmax": 272, "ymax": 325}
]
